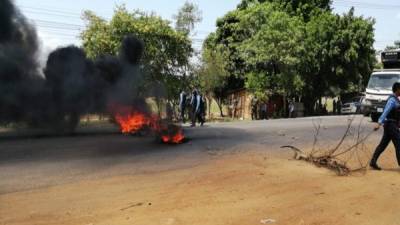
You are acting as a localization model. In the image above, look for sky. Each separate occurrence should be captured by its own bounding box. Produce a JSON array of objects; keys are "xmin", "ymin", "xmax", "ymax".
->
[{"xmin": 14, "ymin": 0, "xmax": 400, "ymax": 53}]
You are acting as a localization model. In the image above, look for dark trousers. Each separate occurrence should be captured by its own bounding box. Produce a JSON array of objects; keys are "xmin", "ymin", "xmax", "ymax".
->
[
  {"xmin": 180, "ymin": 107, "xmax": 186, "ymax": 123},
  {"xmin": 371, "ymin": 122, "xmax": 400, "ymax": 165},
  {"xmin": 191, "ymin": 110, "xmax": 204, "ymax": 126},
  {"xmin": 251, "ymin": 109, "xmax": 257, "ymax": 120},
  {"xmin": 260, "ymin": 110, "xmax": 268, "ymax": 120}
]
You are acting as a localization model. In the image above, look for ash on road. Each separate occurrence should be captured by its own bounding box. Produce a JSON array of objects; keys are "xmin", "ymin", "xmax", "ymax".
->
[{"xmin": 1, "ymin": 116, "xmax": 400, "ymax": 225}]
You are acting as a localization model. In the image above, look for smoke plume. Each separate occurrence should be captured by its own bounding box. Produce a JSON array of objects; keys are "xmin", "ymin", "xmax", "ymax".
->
[{"xmin": 0, "ymin": 0, "xmax": 148, "ymax": 133}]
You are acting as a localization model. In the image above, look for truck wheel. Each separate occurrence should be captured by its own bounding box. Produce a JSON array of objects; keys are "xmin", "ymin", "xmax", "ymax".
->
[{"xmin": 371, "ymin": 113, "xmax": 379, "ymax": 123}]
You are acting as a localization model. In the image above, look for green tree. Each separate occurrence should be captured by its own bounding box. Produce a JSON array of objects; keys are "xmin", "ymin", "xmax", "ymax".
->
[
  {"xmin": 81, "ymin": 6, "xmax": 193, "ymax": 101},
  {"xmin": 237, "ymin": 0, "xmax": 331, "ymax": 21},
  {"xmin": 208, "ymin": 1, "xmax": 375, "ymax": 115},
  {"xmin": 238, "ymin": 4, "xmax": 305, "ymax": 100},
  {"xmin": 197, "ymin": 34, "xmax": 229, "ymax": 117},
  {"xmin": 301, "ymin": 8, "xmax": 375, "ymax": 113},
  {"xmin": 173, "ymin": 1, "xmax": 202, "ymax": 35}
]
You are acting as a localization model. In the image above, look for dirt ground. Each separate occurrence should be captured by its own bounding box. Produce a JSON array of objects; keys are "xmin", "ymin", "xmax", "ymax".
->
[
  {"xmin": 1, "ymin": 117, "xmax": 400, "ymax": 225},
  {"xmin": 1, "ymin": 148, "xmax": 400, "ymax": 225}
]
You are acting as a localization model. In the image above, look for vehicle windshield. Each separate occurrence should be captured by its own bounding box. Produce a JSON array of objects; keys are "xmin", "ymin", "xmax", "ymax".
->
[
  {"xmin": 367, "ymin": 74, "xmax": 400, "ymax": 90},
  {"xmin": 344, "ymin": 97, "xmax": 362, "ymax": 104}
]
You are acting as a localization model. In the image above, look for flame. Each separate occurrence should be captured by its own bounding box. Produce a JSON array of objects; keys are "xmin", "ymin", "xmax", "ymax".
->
[
  {"xmin": 111, "ymin": 105, "xmax": 185, "ymax": 144},
  {"xmin": 159, "ymin": 127, "xmax": 185, "ymax": 144},
  {"xmin": 115, "ymin": 112, "xmax": 149, "ymax": 134}
]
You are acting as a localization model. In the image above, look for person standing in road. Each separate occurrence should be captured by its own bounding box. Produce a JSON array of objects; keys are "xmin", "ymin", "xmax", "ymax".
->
[
  {"xmin": 288, "ymin": 101, "xmax": 295, "ymax": 118},
  {"xmin": 251, "ymin": 96, "xmax": 258, "ymax": 120},
  {"xmin": 190, "ymin": 89, "xmax": 205, "ymax": 127},
  {"xmin": 337, "ymin": 98, "xmax": 342, "ymax": 115},
  {"xmin": 333, "ymin": 99, "xmax": 337, "ymax": 115},
  {"xmin": 179, "ymin": 90, "xmax": 187, "ymax": 123},
  {"xmin": 260, "ymin": 101, "xmax": 268, "ymax": 120},
  {"xmin": 370, "ymin": 82, "xmax": 400, "ymax": 170}
]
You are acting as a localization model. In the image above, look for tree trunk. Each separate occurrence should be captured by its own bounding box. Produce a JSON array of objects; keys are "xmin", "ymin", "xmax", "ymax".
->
[
  {"xmin": 216, "ymin": 98, "xmax": 224, "ymax": 117},
  {"xmin": 208, "ymin": 97, "xmax": 212, "ymax": 119},
  {"xmin": 283, "ymin": 94, "xmax": 287, "ymax": 118}
]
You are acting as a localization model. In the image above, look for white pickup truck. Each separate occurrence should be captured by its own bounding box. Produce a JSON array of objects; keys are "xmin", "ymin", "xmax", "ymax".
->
[
  {"xmin": 362, "ymin": 49, "xmax": 400, "ymax": 122},
  {"xmin": 362, "ymin": 70, "xmax": 400, "ymax": 122}
]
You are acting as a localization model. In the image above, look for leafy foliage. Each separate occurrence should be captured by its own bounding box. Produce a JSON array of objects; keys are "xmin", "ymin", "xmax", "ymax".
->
[
  {"xmin": 81, "ymin": 6, "xmax": 193, "ymax": 100},
  {"xmin": 205, "ymin": 1, "xmax": 375, "ymax": 114},
  {"xmin": 173, "ymin": 1, "xmax": 202, "ymax": 35},
  {"xmin": 197, "ymin": 34, "xmax": 229, "ymax": 116}
]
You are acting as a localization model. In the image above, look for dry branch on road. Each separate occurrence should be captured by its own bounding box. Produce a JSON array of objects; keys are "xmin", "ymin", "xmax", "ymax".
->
[{"xmin": 281, "ymin": 117, "xmax": 374, "ymax": 176}]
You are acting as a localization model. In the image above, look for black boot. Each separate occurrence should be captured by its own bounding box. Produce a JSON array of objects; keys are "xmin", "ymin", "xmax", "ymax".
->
[{"xmin": 369, "ymin": 161, "xmax": 382, "ymax": 171}]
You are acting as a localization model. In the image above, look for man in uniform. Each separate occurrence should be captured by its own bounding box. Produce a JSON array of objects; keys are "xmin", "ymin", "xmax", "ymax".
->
[
  {"xmin": 190, "ymin": 89, "xmax": 205, "ymax": 127},
  {"xmin": 370, "ymin": 82, "xmax": 400, "ymax": 170}
]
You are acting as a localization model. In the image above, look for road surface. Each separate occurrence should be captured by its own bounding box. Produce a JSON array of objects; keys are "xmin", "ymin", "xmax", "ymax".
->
[
  {"xmin": 4, "ymin": 115, "xmax": 400, "ymax": 225},
  {"xmin": 0, "ymin": 115, "xmax": 376, "ymax": 194}
]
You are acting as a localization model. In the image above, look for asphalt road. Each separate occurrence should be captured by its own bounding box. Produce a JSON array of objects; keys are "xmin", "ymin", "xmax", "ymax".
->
[{"xmin": 0, "ymin": 115, "xmax": 378, "ymax": 194}]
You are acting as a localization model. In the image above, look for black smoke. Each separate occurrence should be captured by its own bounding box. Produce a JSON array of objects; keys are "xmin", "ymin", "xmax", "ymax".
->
[{"xmin": 0, "ymin": 0, "xmax": 147, "ymax": 133}]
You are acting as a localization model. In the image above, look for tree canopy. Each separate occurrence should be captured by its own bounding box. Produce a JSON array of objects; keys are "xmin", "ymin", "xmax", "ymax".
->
[
  {"xmin": 173, "ymin": 1, "xmax": 202, "ymax": 35},
  {"xmin": 81, "ymin": 6, "xmax": 193, "ymax": 100},
  {"xmin": 204, "ymin": 1, "xmax": 375, "ymax": 114}
]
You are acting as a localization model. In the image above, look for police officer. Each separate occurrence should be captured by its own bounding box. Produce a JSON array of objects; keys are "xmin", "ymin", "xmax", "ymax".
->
[
  {"xmin": 190, "ymin": 89, "xmax": 205, "ymax": 127},
  {"xmin": 370, "ymin": 82, "xmax": 400, "ymax": 170}
]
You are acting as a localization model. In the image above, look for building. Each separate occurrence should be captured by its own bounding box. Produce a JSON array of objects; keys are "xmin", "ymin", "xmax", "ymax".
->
[{"xmin": 226, "ymin": 88, "xmax": 288, "ymax": 120}]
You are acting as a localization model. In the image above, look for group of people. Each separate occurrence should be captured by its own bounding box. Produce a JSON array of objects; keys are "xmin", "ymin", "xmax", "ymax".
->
[
  {"xmin": 179, "ymin": 89, "xmax": 205, "ymax": 127},
  {"xmin": 250, "ymin": 97, "xmax": 269, "ymax": 120},
  {"xmin": 332, "ymin": 99, "xmax": 342, "ymax": 115},
  {"xmin": 251, "ymin": 97, "xmax": 295, "ymax": 120}
]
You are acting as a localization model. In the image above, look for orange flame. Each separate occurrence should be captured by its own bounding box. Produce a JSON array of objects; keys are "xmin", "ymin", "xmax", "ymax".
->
[
  {"xmin": 112, "ymin": 106, "xmax": 185, "ymax": 144},
  {"xmin": 159, "ymin": 127, "xmax": 185, "ymax": 144},
  {"xmin": 115, "ymin": 112, "xmax": 150, "ymax": 134}
]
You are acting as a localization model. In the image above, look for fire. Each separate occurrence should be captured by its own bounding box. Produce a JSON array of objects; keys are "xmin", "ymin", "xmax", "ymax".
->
[
  {"xmin": 111, "ymin": 105, "xmax": 185, "ymax": 144},
  {"xmin": 115, "ymin": 113, "xmax": 149, "ymax": 134},
  {"xmin": 158, "ymin": 124, "xmax": 185, "ymax": 144}
]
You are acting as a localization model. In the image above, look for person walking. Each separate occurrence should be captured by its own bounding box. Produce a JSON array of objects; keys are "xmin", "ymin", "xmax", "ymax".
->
[
  {"xmin": 190, "ymin": 90, "xmax": 205, "ymax": 127},
  {"xmin": 260, "ymin": 101, "xmax": 268, "ymax": 120},
  {"xmin": 179, "ymin": 90, "xmax": 187, "ymax": 123},
  {"xmin": 370, "ymin": 82, "xmax": 400, "ymax": 170},
  {"xmin": 288, "ymin": 101, "xmax": 295, "ymax": 118},
  {"xmin": 251, "ymin": 96, "xmax": 258, "ymax": 120},
  {"xmin": 333, "ymin": 99, "xmax": 337, "ymax": 115},
  {"xmin": 337, "ymin": 98, "xmax": 342, "ymax": 115}
]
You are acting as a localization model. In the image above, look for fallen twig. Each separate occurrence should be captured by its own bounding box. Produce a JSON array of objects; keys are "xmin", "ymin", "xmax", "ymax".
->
[{"xmin": 280, "ymin": 117, "xmax": 373, "ymax": 176}]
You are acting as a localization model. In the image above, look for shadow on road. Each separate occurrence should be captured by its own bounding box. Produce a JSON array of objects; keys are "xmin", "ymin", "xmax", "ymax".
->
[{"xmin": 0, "ymin": 126, "xmax": 249, "ymax": 165}]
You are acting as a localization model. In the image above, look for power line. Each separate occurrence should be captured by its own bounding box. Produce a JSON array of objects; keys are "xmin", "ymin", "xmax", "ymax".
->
[
  {"xmin": 23, "ymin": 9, "xmax": 83, "ymax": 20},
  {"xmin": 334, "ymin": 0, "xmax": 400, "ymax": 10},
  {"xmin": 19, "ymin": 5, "xmax": 82, "ymax": 17},
  {"xmin": 35, "ymin": 24, "xmax": 81, "ymax": 32},
  {"xmin": 335, "ymin": 0, "xmax": 400, "ymax": 8},
  {"xmin": 18, "ymin": 4, "xmax": 113, "ymax": 20},
  {"xmin": 32, "ymin": 19, "xmax": 84, "ymax": 28}
]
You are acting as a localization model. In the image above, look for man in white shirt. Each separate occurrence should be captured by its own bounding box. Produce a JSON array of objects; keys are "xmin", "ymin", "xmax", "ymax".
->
[
  {"xmin": 289, "ymin": 101, "xmax": 295, "ymax": 118},
  {"xmin": 179, "ymin": 90, "xmax": 187, "ymax": 123}
]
